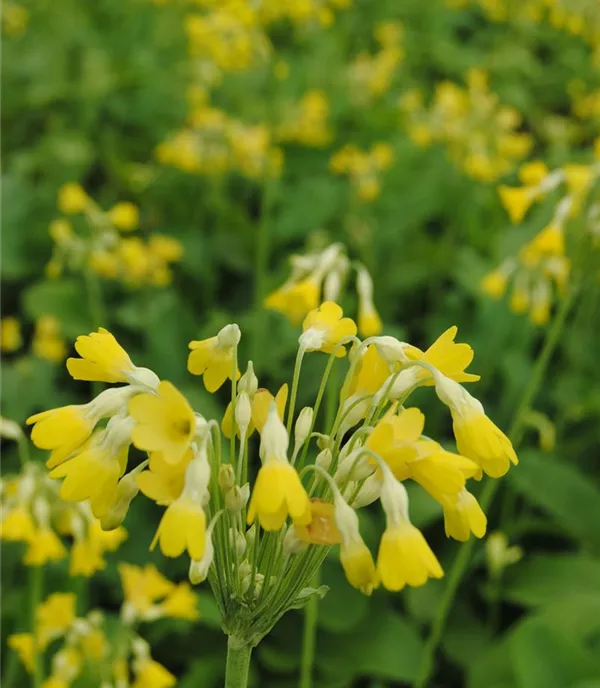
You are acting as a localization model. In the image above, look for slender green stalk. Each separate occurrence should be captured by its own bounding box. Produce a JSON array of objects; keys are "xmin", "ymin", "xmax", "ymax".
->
[
  {"xmin": 83, "ymin": 268, "xmax": 107, "ymax": 328},
  {"xmin": 299, "ymin": 569, "xmax": 321, "ymax": 688},
  {"xmin": 29, "ymin": 566, "xmax": 44, "ymax": 688},
  {"xmin": 224, "ymin": 636, "xmax": 253, "ymax": 688},
  {"xmin": 251, "ymin": 178, "xmax": 274, "ymax": 367},
  {"xmin": 414, "ymin": 287, "xmax": 577, "ymax": 688},
  {"xmin": 286, "ymin": 348, "xmax": 305, "ymax": 435}
]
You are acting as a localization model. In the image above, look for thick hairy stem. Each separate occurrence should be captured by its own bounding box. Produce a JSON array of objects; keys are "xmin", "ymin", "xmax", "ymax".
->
[{"xmin": 224, "ymin": 635, "xmax": 253, "ymax": 688}]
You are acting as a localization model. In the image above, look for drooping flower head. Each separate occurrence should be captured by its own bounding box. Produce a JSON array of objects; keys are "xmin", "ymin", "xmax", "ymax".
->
[
  {"xmin": 187, "ymin": 323, "xmax": 241, "ymax": 392},
  {"xmin": 299, "ymin": 301, "xmax": 357, "ymax": 356}
]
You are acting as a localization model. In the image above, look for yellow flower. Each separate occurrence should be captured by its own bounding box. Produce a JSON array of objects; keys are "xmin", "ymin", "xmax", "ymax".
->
[
  {"xmin": 187, "ymin": 324, "xmax": 241, "ymax": 392},
  {"xmin": 366, "ymin": 407, "xmax": 424, "ymax": 476},
  {"xmin": 250, "ymin": 384, "xmax": 288, "ymax": 434},
  {"xmin": 294, "ymin": 500, "xmax": 341, "ymax": 545},
  {"xmin": 152, "ymin": 496, "xmax": 206, "ymax": 559},
  {"xmin": 36, "ymin": 593, "xmax": 76, "ymax": 645},
  {"xmin": 377, "ymin": 521, "xmax": 443, "ymax": 590},
  {"xmin": 480, "ymin": 270, "xmax": 508, "ymax": 299},
  {"xmin": 33, "ymin": 316, "xmax": 67, "ymax": 363},
  {"xmin": 434, "ymin": 375, "xmax": 518, "ymax": 478},
  {"xmin": 27, "ymin": 406, "xmax": 96, "ymax": 468},
  {"xmin": 49, "ymin": 218, "xmax": 74, "ymax": 245},
  {"xmin": 136, "ymin": 465, "xmax": 187, "ymax": 506},
  {"xmin": 518, "ymin": 160, "xmax": 548, "ymax": 186},
  {"xmin": 247, "ymin": 404, "xmax": 311, "ymax": 531},
  {"xmin": 66, "ymin": 328, "xmax": 136, "ymax": 383},
  {"xmin": 407, "ymin": 442, "xmax": 479, "ymax": 502},
  {"xmin": 531, "ymin": 224, "xmax": 565, "ymax": 256},
  {"xmin": 300, "ymin": 301, "xmax": 357, "ymax": 356},
  {"xmin": 133, "ymin": 658, "xmax": 176, "ymax": 688},
  {"xmin": 442, "ymin": 490, "xmax": 487, "ymax": 541},
  {"xmin": 345, "ymin": 345, "xmax": 390, "ymax": 398},
  {"xmin": 498, "ymin": 185, "xmax": 535, "ymax": 223},
  {"xmin": 109, "ymin": 202, "xmax": 139, "ymax": 231},
  {"xmin": 8, "ymin": 633, "xmax": 35, "ymax": 673},
  {"xmin": 158, "ymin": 583, "xmax": 199, "ymax": 620},
  {"xmin": 148, "ymin": 235, "xmax": 184, "ymax": 263},
  {"xmin": 0, "ymin": 507, "xmax": 36, "ymax": 541},
  {"xmin": 356, "ymin": 265, "xmax": 382, "ymax": 337},
  {"xmin": 404, "ymin": 326, "xmax": 480, "ymax": 385},
  {"xmin": 119, "ymin": 563, "xmax": 175, "ymax": 616},
  {"xmin": 70, "ymin": 522, "xmax": 127, "ymax": 577},
  {"xmin": 264, "ymin": 278, "xmax": 320, "ymax": 326},
  {"xmin": 130, "ymin": 381, "xmax": 196, "ymax": 465},
  {"xmin": 563, "ymin": 164, "xmax": 593, "ymax": 195},
  {"xmin": 80, "ymin": 628, "xmax": 107, "ymax": 660},
  {"xmin": 1, "ymin": 316, "xmax": 22, "ymax": 352},
  {"xmin": 57, "ymin": 183, "xmax": 89, "ymax": 214},
  {"xmin": 340, "ymin": 540, "xmax": 379, "ymax": 595},
  {"xmin": 23, "ymin": 526, "xmax": 66, "ymax": 566}
]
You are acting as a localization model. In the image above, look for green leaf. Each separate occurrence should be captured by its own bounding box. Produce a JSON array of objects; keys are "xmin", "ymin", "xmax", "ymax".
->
[
  {"xmin": 509, "ymin": 451, "xmax": 600, "ymax": 552},
  {"xmin": 504, "ymin": 554, "xmax": 600, "ymax": 607},
  {"xmin": 288, "ymin": 585, "xmax": 329, "ymax": 610},
  {"xmin": 510, "ymin": 620, "xmax": 600, "ymax": 688},
  {"xmin": 23, "ymin": 279, "xmax": 93, "ymax": 338}
]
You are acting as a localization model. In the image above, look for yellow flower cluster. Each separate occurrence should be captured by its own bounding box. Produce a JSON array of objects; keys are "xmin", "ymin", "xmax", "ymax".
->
[
  {"xmin": 348, "ymin": 22, "xmax": 404, "ymax": 105},
  {"xmin": 0, "ymin": 315, "xmax": 67, "ymax": 364},
  {"xmin": 265, "ymin": 242, "xmax": 383, "ymax": 335},
  {"xmin": 276, "ymin": 90, "xmax": 332, "ymax": 148},
  {"xmin": 446, "ymin": 0, "xmax": 600, "ymax": 62},
  {"xmin": 47, "ymin": 183, "xmax": 183, "ymax": 287},
  {"xmin": 483, "ymin": 156, "xmax": 599, "ymax": 323},
  {"xmin": 0, "ymin": 461, "xmax": 126, "ymax": 574},
  {"xmin": 28, "ymin": 295, "xmax": 515, "ymax": 634},
  {"xmin": 157, "ymin": 104, "xmax": 282, "ymax": 179},
  {"xmin": 8, "ymin": 564, "xmax": 198, "ymax": 688},
  {"xmin": 330, "ymin": 142, "xmax": 394, "ymax": 202},
  {"xmin": 400, "ymin": 68, "xmax": 532, "ymax": 182}
]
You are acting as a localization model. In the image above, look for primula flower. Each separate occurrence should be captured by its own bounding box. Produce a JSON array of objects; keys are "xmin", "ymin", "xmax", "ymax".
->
[
  {"xmin": 36, "ymin": 593, "xmax": 76, "ymax": 646},
  {"xmin": 403, "ymin": 326, "xmax": 480, "ymax": 385},
  {"xmin": 67, "ymin": 328, "xmax": 136, "ymax": 384},
  {"xmin": 330, "ymin": 489, "xmax": 379, "ymax": 595},
  {"xmin": 356, "ymin": 265, "xmax": 383, "ymax": 337},
  {"xmin": 23, "ymin": 526, "xmax": 66, "ymax": 566},
  {"xmin": 188, "ymin": 324, "xmax": 241, "ymax": 392},
  {"xmin": 58, "ymin": 183, "xmax": 89, "ymax": 214},
  {"xmin": 119, "ymin": 563, "xmax": 175, "ymax": 617},
  {"xmin": 441, "ymin": 489, "xmax": 487, "ymax": 541},
  {"xmin": 299, "ymin": 301, "xmax": 357, "ymax": 356},
  {"xmin": 130, "ymin": 381, "xmax": 196, "ymax": 465},
  {"xmin": 108, "ymin": 202, "xmax": 139, "ymax": 232},
  {"xmin": 247, "ymin": 405, "xmax": 311, "ymax": 531},
  {"xmin": 498, "ymin": 185, "xmax": 536, "ymax": 224},
  {"xmin": 132, "ymin": 658, "xmax": 176, "ymax": 688},
  {"xmin": 0, "ymin": 506, "xmax": 36, "ymax": 541},
  {"xmin": 250, "ymin": 384, "xmax": 288, "ymax": 434},
  {"xmin": 70, "ymin": 522, "xmax": 127, "ymax": 577},
  {"xmin": 366, "ymin": 407, "xmax": 423, "ymax": 474},
  {"xmin": 434, "ymin": 374, "xmax": 518, "ymax": 478},
  {"xmin": 0, "ymin": 316, "xmax": 22, "ymax": 352},
  {"xmin": 480, "ymin": 270, "xmax": 508, "ymax": 299},
  {"xmin": 151, "ymin": 446, "xmax": 210, "ymax": 559},
  {"xmin": 7, "ymin": 634, "xmax": 35, "ymax": 673},
  {"xmin": 27, "ymin": 406, "xmax": 95, "ymax": 467},
  {"xmin": 376, "ymin": 469, "xmax": 443, "ymax": 591},
  {"xmin": 265, "ymin": 278, "xmax": 320, "ymax": 325},
  {"xmin": 293, "ymin": 500, "xmax": 341, "ymax": 546},
  {"xmin": 158, "ymin": 583, "xmax": 199, "ymax": 620}
]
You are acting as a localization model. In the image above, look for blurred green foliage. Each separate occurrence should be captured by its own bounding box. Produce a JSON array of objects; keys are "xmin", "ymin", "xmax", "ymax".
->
[{"xmin": 2, "ymin": 0, "xmax": 600, "ymax": 686}]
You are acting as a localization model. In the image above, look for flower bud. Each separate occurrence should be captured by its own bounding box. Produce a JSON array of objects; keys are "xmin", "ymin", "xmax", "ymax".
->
[
  {"xmin": 0, "ymin": 417, "xmax": 23, "ymax": 441},
  {"xmin": 128, "ymin": 366, "xmax": 160, "ymax": 391},
  {"xmin": 218, "ymin": 464, "xmax": 236, "ymax": 492},
  {"xmin": 294, "ymin": 407, "xmax": 314, "ymax": 449},
  {"xmin": 226, "ymin": 484, "xmax": 249, "ymax": 512},
  {"xmin": 189, "ymin": 532, "xmax": 214, "ymax": 584},
  {"xmin": 486, "ymin": 532, "xmax": 523, "ymax": 579},
  {"xmin": 283, "ymin": 525, "xmax": 309, "ymax": 554},
  {"xmin": 372, "ymin": 336, "xmax": 411, "ymax": 362},
  {"xmin": 315, "ymin": 448, "xmax": 333, "ymax": 471},
  {"xmin": 100, "ymin": 472, "xmax": 139, "ymax": 531},
  {"xmin": 238, "ymin": 362, "xmax": 258, "ymax": 396},
  {"xmin": 316, "ymin": 434, "xmax": 332, "ymax": 451},
  {"xmin": 241, "ymin": 572, "xmax": 264, "ymax": 597},
  {"xmin": 238, "ymin": 559, "xmax": 252, "ymax": 581},
  {"xmin": 260, "ymin": 403, "xmax": 289, "ymax": 462},
  {"xmin": 229, "ymin": 528, "xmax": 247, "ymax": 558},
  {"xmin": 346, "ymin": 474, "xmax": 382, "ymax": 509},
  {"xmin": 235, "ymin": 392, "xmax": 252, "ymax": 438},
  {"xmin": 218, "ymin": 323, "xmax": 241, "ymax": 348},
  {"xmin": 245, "ymin": 524, "xmax": 257, "ymax": 548}
]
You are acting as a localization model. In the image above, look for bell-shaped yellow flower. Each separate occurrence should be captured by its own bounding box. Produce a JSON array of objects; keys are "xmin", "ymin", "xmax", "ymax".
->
[
  {"xmin": 67, "ymin": 328, "xmax": 137, "ymax": 383},
  {"xmin": 265, "ymin": 278, "xmax": 320, "ymax": 326},
  {"xmin": 118, "ymin": 563, "xmax": 175, "ymax": 617},
  {"xmin": 58, "ymin": 183, "xmax": 89, "ymax": 214},
  {"xmin": 300, "ymin": 301, "xmax": 357, "ymax": 356},
  {"xmin": 158, "ymin": 583, "xmax": 199, "ymax": 621},
  {"xmin": 27, "ymin": 406, "xmax": 96, "ymax": 468},
  {"xmin": 187, "ymin": 324, "xmax": 241, "ymax": 392},
  {"xmin": 294, "ymin": 500, "xmax": 341, "ymax": 546},
  {"xmin": 247, "ymin": 461, "xmax": 311, "ymax": 531},
  {"xmin": 151, "ymin": 495, "xmax": 206, "ymax": 560},
  {"xmin": 7, "ymin": 634, "xmax": 35, "ymax": 672},
  {"xmin": 108, "ymin": 202, "xmax": 139, "ymax": 232},
  {"xmin": 377, "ymin": 521, "xmax": 443, "ymax": 591},
  {"xmin": 434, "ymin": 375, "xmax": 518, "ymax": 478},
  {"xmin": 366, "ymin": 407, "xmax": 424, "ymax": 477},
  {"xmin": 441, "ymin": 489, "xmax": 487, "ymax": 541},
  {"xmin": 132, "ymin": 658, "xmax": 176, "ymax": 688},
  {"xmin": 23, "ymin": 526, "xmax": 66, "ymax": 566},
  {"xmin": 0, "ymin": 506, "xmax": 36, "ymax": 541},
  {"xmin": 408, "ymin": 441, "xmax": 479, "ymax": 502},
  {"xmin": 36, "ymin": 593, "xmax": 76, "ymax": 646},
  {"xmin": 480, "ymin": 270, "xmax": 508, "ymax": 299},
  {"xmin": 250, "ymin": 384, "xmax": 288, "ymax": 434},
  {"xmin": 340, "ymin": 540, "xmax": 379, "ymax": 595},
  {"xmin": 129, "ymin": 381, "xmax": 196, "ymax": 466},
  {"xmin": 404, "ymin": 326, "xmax": 480, "ymax": 385},
  {"xmin": 498, "ymin": 185, "xmax": 535, "ymax": 223}
]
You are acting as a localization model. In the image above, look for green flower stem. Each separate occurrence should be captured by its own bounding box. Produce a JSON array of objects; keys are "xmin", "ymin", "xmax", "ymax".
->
[
  {"xmin": 225, "ymin": 636, "xmax": 253, "ymax": 688},
  {"xmin": 415, "ymin": 286, "xmax": 577, "ymax": 688},
  {"xmin": 30, "ymin": 565, "xmax": 44, "ymax": 688},
  {"xmin": 251, "ymin": 178, "xmax": 274, "ymax": 368},
  {"xmin": 286, "ymin": 347, "xmax": 306, "ymax": 435},
  {"xmin": 83, "ymin": 268, "xmax": 107, "ymax": 329},
  {"xmin": 299, "ymin": 569, "xmax": 321, "ymax": 688}
]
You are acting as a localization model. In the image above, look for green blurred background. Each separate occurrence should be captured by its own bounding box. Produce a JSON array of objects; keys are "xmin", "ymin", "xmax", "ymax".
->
[{"xmin": 2, "ymin": 0, "xmax": 600, "ymax": 686}]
